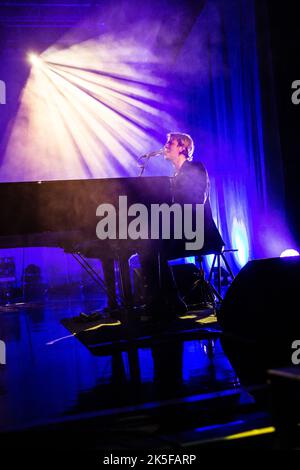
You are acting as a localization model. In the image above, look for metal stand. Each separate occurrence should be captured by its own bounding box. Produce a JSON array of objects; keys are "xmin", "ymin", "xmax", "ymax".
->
[
  {"xmin": 190, "ymin": 256, "xmax": 223, "ymax": 307},
  {"xmin": 71, "ymin": 252, "xmax": 124, "ymax": 307},
  {"xmin": 137, "ymin": 155, "xmax": 151, "ymax": 177},
  {"xmin": 182, "ymin": 250, "xmax": 236, "ymax": 311},
  {"xmin": 208, "ymin": 249, "xmax": 237, "ymax": 297}
]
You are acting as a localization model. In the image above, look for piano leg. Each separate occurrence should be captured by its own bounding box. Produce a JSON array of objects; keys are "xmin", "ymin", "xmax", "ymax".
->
[{"xmin": 101, "ymin": 257, "xmax": 119, "ymax": 309}]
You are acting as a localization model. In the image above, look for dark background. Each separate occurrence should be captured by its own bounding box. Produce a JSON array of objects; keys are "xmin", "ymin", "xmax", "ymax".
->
[{"xmin": 258, "ymin": 0, "xmax": 300, "ymax": 244}]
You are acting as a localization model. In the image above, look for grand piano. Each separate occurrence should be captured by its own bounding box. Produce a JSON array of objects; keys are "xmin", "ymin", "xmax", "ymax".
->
[
  {"xmin": 0, "ymin": 175, "xmax": 224, "ymax": 309},
  {"xmin": 0, "ymin": 176, "xmax": 173, "ymax": 305},
  {"xmin": 0, "ymin": 176, "xmax": 172, "ymax": 246}
]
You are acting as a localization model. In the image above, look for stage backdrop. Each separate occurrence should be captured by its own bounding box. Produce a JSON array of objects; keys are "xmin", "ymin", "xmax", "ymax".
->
[{"xmin": 0, "ymin": 0, "xmax": 293, "ymax": 288}]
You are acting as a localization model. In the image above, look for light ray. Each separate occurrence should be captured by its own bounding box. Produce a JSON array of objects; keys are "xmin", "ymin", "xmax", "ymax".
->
[{"xmin": 2, "ymin": 35, "xmax": 178, "ymax": 182}]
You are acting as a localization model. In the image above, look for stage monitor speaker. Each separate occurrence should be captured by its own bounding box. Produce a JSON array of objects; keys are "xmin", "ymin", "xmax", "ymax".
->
[{"xmin": 217, "ymin": 256, "xmax": 300, "ymax": 341}]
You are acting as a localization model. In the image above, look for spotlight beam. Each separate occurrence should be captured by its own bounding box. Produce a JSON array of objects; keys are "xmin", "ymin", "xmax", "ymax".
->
[{"xmin": 27, "ymin": 53, "xmax": 43, "ymax": 67}]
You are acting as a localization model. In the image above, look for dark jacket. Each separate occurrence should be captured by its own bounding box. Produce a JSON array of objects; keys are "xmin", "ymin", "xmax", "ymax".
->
[{"xmin": 172, "ymin": 160, "xmax": 224, "ymax": 255}]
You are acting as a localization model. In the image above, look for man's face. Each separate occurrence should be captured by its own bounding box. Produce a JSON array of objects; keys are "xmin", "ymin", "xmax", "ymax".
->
[{"xmin": 164, "ymin": 137, "xmax": 181, "ymax": 162}]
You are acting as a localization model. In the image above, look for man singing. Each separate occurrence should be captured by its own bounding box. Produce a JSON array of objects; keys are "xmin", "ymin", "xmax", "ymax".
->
[
  {"xmin": 164, "ymin": 132, "xmax": 223, "ymax": 253},
  {"xmin": 139, "ymin": 131, "xmax": 224, "ymax": 321}
]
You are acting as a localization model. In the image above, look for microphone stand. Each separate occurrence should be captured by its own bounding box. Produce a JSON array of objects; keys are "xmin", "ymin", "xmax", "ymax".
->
[
  {"xmin": 137, "ymin": 149, "xmax": 163, "ymax": 176},
  {"xmin": 137, "ymin": 155, "xmax": 151, "ymax": 177}
]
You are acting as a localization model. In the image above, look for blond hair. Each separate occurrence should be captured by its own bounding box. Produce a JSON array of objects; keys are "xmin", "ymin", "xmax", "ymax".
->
[{"xmin": 167, "ymin": 132, "xmax": 194, "ymax": 161}]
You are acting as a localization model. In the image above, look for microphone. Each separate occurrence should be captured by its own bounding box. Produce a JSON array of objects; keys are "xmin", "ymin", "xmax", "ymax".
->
[{"xmin": 138, "ymin": 148, "xmax": 164, "ymax": 160}]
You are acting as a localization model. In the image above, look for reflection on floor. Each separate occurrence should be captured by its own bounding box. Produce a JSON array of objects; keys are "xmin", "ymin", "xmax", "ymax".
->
[{"xmin": 0, "ymin": 294, "xmax": 298, "ymax": 451}]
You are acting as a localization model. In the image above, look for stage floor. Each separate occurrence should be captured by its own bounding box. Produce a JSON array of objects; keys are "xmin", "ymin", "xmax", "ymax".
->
[{"xmin": 0, "ymin": 294, "xmax": 288, "ymax": 450}]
